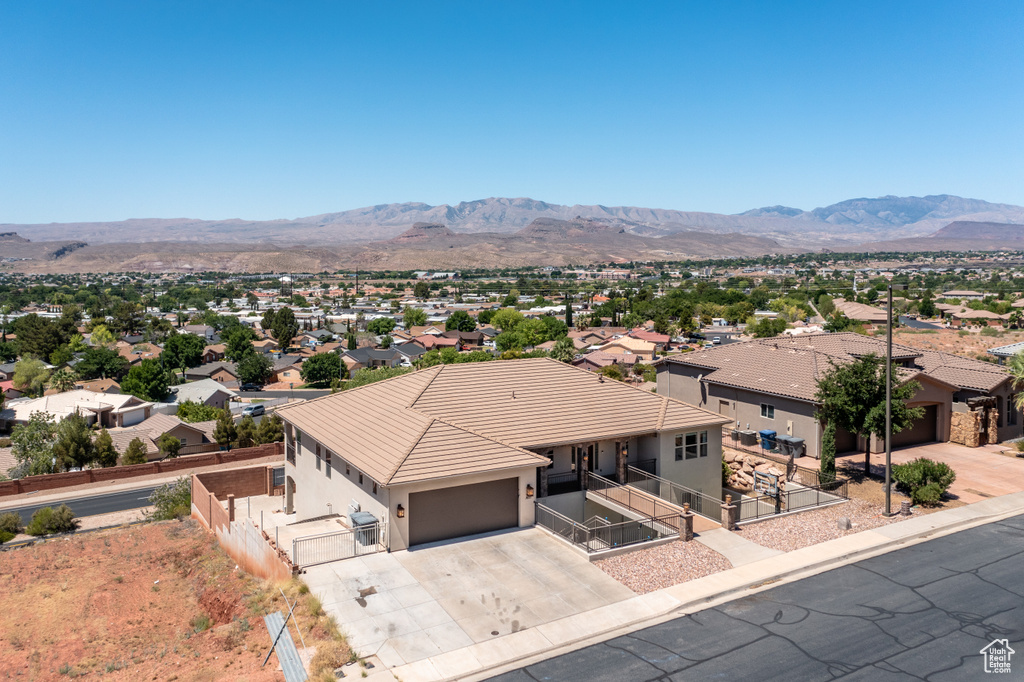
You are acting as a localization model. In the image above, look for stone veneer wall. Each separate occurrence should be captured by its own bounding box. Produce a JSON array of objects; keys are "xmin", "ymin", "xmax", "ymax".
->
[
  {"xmin": 987, "ymin": 407, "xmax": 1001, "ymax": 445},
  {"xmin": 950, "ymin": 410, "xmax": 981, "ymax": 447},
  {"xmin": 723, "ymin": 448, "xmax": 786, "ymax": 491}
]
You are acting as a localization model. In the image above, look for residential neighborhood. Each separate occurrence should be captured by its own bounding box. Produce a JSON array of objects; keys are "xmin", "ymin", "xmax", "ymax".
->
[{"xmin": 3, "ymin": 262, "xmax": 1024, "ymax": 680}]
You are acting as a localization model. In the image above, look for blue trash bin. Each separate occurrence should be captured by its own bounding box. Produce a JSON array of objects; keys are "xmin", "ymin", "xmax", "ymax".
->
[{"xmin": 759, "ymin": 429, "xmax": 777, "ymax": 450}]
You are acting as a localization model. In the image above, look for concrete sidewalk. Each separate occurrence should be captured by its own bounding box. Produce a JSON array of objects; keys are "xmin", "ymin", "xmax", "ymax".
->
[{"xmin": 365, "ymin": 490, "xmax": 1024, "ymax": 682}]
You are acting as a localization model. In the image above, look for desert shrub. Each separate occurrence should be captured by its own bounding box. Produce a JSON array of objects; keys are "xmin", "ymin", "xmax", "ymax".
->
[
  {"xmin": 0, "ymin": 511, "xmax": 23, "ymax": 541},
  {"xmin": 892, "ymin": 457, "xmax": 956, "ymax": 506},
  {"xmin": 0, "ymin": 438, "xmax": 11, "ymax": 448},
  {"xmin": 957, "ymin": 330, "xmax": 970, "ymax": 337},
  {"xmin": 981, "ymin": 326, "xmax": 1002, "ymax": 337},
  {"xmin": 721, "ymin": 459, "xmax": 732, "ymax": 487},
  {"xmin": 1015, "ymin": 439, "xmax": 1024, "ymax": 455},
  {"xmin": 190, "ymin": 613, "xmax": 212, "ymax": 633},
  {"xmin": 25, "ymin": 504, "xmax": 79, "ymax": 536},
  {"xmin": 148, "ymin": 477, "xmax": 191, "ymax": 520}
]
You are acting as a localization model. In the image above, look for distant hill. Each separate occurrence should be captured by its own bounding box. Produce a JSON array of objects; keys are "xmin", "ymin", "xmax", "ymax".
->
[
  {"xmin": 6, "ymin": 195, "xmax": 1024, "ymax": 251},
  {"xmin": 931, "ymin": 221, "xmax": 1024, "ymax": 241},
  {"xmin": 389, "ymin": 222, "xmax": 457, "ymax": 242}
]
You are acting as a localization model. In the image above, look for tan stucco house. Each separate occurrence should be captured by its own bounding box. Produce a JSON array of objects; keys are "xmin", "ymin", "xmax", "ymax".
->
[
  {"xmin": 277, "ymin": 358, "xmax": 727, "ymax": 551},
  {"xmin": 656, "ymin": 332, "xmax": 1021, "ymax": 458}
]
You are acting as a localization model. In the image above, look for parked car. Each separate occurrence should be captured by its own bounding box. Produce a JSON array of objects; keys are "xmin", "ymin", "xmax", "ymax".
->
[
  {"xmin": 242, "ymin": 404, "xmax": 265, "ymax": 417},
  {"xmin": 712, "ymin": 336, "xmax": 722, "ymax": 344},
  {"xmin": 239, "ymin": 383, "xmax": 263, "ymax": 392}
]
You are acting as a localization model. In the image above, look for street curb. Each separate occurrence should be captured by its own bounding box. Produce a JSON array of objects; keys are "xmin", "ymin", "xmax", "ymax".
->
[{"xmin": 452, "ymin": 504, "xmax": 1024, "ymax": 682}]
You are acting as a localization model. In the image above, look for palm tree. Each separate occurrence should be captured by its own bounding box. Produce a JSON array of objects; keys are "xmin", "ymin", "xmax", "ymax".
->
[
  {"xmin": 48, "ymin": 368, "xmax": 77, "ymax": 393},
  {"xmin": 1010, "ymin": 350, "xmax": 1024, "ymax": 411}
]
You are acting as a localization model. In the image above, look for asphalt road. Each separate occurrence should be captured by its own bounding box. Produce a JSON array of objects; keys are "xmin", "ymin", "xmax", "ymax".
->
[
  {"xmin": 900, "ymin": 315, "xmax": 944, "ymax": 330},
  {"xmin": 490, "ymin": 514, "xmax": 1024, "ymax": 681},
  {"xmin": 3, "ymin": 485, "xmax": 161, "ymax": 525},
  {"xmin": 238, "ymin": 389, "xmax": 330, "ymax": 400}
]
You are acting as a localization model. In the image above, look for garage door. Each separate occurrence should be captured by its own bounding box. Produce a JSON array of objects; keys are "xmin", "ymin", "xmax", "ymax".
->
[
  {"xmin": 834, "ymin": 427, "xmax": 859, "ymax": 454},
  {"xmin": 409, "ymin": 478, "xmax": 518, "ymax": 546},
  {"xmin": 891, "ymin": 404, "xmax": 938, "ymax": 448}
]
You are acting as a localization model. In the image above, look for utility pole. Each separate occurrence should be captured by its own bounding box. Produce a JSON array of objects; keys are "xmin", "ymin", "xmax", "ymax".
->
[{"xmin": 884, "ymin": 284, "xmax": 893, "ymax": 517}]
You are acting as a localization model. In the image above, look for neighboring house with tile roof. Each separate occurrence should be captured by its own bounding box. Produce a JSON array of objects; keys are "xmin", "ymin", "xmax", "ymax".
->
[
  {"xmin": 74, "ymin": 378, "xmax": 121, "ymax": 394},
  {"xmin": 276, "ymin": 358, "xmax": 728, "ymax": 551},
  {"xmin": 184, "ymin": 361, "xmax": 239, "ymax": 385},
  {"xmin": 595, "ymin": 336, "xmax": 657, "ymax": 361},
  {"xmin": 3, "ymin": 390, "xmax": 152, "ymax": 429},
  {"xmin": 164, "ymin": 378, "xmax": 238, "ymax": 411},
  {"xmin": 831, "ymin": 298, "xmax": 889, "ymax": 324},
  {"xmin": 656, "ymin": 332, "xmax": 1021, "ymax": 458}
]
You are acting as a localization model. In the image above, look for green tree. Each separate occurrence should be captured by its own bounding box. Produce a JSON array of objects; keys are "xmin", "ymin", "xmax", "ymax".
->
[
  {"xmin": 236, "ymin": 415, "xmax": 257, "ymax": 449},
  {"xmin": 403, "ymin": 306, "xmax": 427, "ymax": 329},
  {"xmin": 494, "ymin": 331, "xmax": 524, "ymax": 353},
  {"xmin": 413, "ymin": 281, "xmax": 431, "ymax": 299},
  {"xmin": 598, "ymin": 364, "xmax": 624, "ymax": 381},
  {"xmin": 491, "ymin": 308, "xmax": 524, "ymax": 332},
  {"xmin": 516, "ymin": 318, "xmax": 547, "ymax": 347},
  {"xmin": 564, "ymin": 296, "xmax": 573, "ymax": 328},
  {"xmin": 76, "ymin": 346, "xmax": 129, "ymax": 380},
  {"xmin": 237, "ymin": 352, "xmax": 273, "ymax": 386},
  {"xmin": 122, "ymin": 437, "xmax": 149, "ymax": 465},
  {"xmin": 367, "ymin": 318, "xmax": 396, "ymax": 335},
  {"xmin": 157, "ymin": 433, "xmax": 181, "ymax": 458},
  {"xmin": 918, "ymin": 295, "xmax": 935, "ymax": 318},
  {"xmin": 256, "ymin": 413, "xmax": 285, "ymax": 444},
  {"xmin": 815, "ymin": 354, "xmax": 924, "ymax": 474},
  {"xmin": 540, "ymin": 315, "xmax": 568, "ymax": 340},
  {"xmin": 10, "ymin": 411, "xmax": 58, "ymax": 477},
  {"xmin": 223, "ymin": 326, "xmax": 258, "ymax": 362},
  {"xmin": 49, "ymin": 344, "xmax": 73, "ymax": 367},
  {"xmin": 0, "ymin": 340, "xmax": 18, "ymax": 363},
  {"xmin": 816, "ymin": 294, "xmax": 835, "ymax": 317},
  {"xmin": 271, "ymin": 307, "xmax": 299, "ymax": 349},
  {"xmin": 89, "ymin": 323, "xmax": 116, "ymax": 348},
  {"xmin": 380, "ymin": 334, "xmax": 393, "ymax": 349},
  {"xmin": 445, "ymin": 311, "xmax": 476, "ymax": 332},
  {"xmin": 120, "ymin": 359, "xmax": 169, "ymax": 401},
  {"xmin": 214, "ymin": 410, "xmax": 237, "ymax": 450},
  {"xmin": 819, "ymin": 420, "xmax": 837, "ymax": 484},
  {"xmin": 550, "ymin": 337, "xmax": 577, "ymax": 363},
  {"xmin": 94, "ymin": 428, "xmax": 119, "ymax": 468},
  {"xmin": 13, "ymin": 358, "xmax": 51, "ymax": 397},
  {"xmin": 52, "ymin": 412, "xmax": 96, "ymax": 470},
  {"xmin": 346, "ymin": 333, "xmax": 357, "ymax": 350},
  {"xmin": 14, "ymin": 314, "xmax": 72, "ymax": 360},
  {"xmin": 163, "ymin": 333, "xmax": 205, "ymax": 377},
  {"xmin": 301, "ymin": 352, "xmax": 341, "ymax": 387},
  {"xmin": 47, "ymin": 367, "xmax": 77, "ymax": 393},
  {"xmin": 749, "ymin": 317, "xmax": 788, "ymax": 338},
  {"xmin": 176, "ymin": 400, "xmax": 222, "ymax": 423}
]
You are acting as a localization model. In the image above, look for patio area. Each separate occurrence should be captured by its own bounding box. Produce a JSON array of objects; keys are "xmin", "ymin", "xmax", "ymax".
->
[{"xmin": 239, "ymin": 493, "xmax": 350, "ymax": 563}]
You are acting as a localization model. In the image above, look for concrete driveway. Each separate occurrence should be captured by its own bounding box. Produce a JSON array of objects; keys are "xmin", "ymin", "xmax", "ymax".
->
[
  {"xmin": 302, "ymin": 528, "xmax": 635, "ymax": 668},
  {"xmin": 834, "ymin": 441, "xmax": 1024, "ymax": 503}
]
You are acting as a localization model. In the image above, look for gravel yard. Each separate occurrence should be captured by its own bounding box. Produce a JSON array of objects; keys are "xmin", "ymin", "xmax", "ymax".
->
[
  {"xmin": 593, "ymin": 540, "xmax": 733, "ymax": 594},
  {"xmin": 734, "ymin": 498, "xmax": 909, "ymax": 552}
]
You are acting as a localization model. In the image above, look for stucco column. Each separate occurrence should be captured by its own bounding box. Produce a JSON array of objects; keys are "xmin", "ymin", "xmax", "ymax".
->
[
  {"xmin": 285, "ymin": 478, "xmax": 294, "ymax": 514},
  {"xmin": 615, "ymin": 445, "xmax": 626, "ymax": 484},
  {"xmin": 227, "ymin": 495, "xmax": 235, "ymax": 524}
]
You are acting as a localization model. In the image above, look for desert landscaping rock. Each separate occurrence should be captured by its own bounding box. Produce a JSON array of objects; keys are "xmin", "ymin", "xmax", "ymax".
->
[{"xmin": 593, "ymin": 540, "xmax": 733, "ymax": 594}]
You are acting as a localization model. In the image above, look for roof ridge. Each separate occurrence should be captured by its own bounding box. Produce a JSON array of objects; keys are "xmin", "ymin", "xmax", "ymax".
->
[
  {"xmin": 406, "ymin": 364, "xmax": 444, "ymax": 408},
  {"xmin": 276, "ymin": 364, "xmax": 430, "ymax": 413},
  {"xmin": 383, "ymin": 417, "xmax": 437, "ymax": 485},
  {"xmin": 656, "ymin": 396, "xmax": 669, "ymax": 429},
  {"xmin": 431, "ymin": 416, "xmax": 546, "ymax": 459}
]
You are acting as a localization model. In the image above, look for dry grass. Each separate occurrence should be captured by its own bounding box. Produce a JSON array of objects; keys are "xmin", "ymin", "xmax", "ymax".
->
[{"xmin": 0, "ymin": 519, "xmax": 353, "ymax": 680}]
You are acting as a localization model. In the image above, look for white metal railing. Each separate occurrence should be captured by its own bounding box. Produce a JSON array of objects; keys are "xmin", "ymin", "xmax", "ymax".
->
[{"xmin": 291, "ymin": 522, "xmax": 380, "ymax": 567}]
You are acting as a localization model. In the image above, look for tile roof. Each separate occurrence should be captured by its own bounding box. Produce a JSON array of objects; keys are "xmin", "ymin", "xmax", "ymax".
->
[
  {"xmin": 277, "ymin": 358, "xmax": 727, "ymax": 486},
  {"xmin": 832, "ymin": 298, "xmax": 889, "ymax": 323},
  {"xmin": 659, "ymin": 331, "xmax": 1010, "ymax": 400}
]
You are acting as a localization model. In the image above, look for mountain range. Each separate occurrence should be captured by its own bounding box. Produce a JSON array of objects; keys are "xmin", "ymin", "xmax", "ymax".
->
[{"xmin": 2, "ymin": 195, "xmax": 1023, "ymax": 273}]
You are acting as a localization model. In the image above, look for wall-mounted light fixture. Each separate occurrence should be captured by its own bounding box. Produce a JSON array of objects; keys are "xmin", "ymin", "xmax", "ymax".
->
[
  {"xmin": 525, "ymin": 484, "xmax": 534, "ymax": 498},
  {"xmin": 396, "ymin": 504, "xmax": 405, "ymax": 518}
]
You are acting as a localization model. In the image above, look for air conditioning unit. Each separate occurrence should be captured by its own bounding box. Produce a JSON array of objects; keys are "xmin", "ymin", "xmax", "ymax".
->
[{"xmin": 347, "ymin": 501, "xmax": 361, "ymax": 518}]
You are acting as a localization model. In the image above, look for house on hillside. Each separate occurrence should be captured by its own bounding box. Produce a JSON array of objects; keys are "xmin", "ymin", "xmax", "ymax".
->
[
  {"xmin": 655, "ymin": 332, "xmax": 1021, "ymax": 458},
  {"xmin": 276, "ymin": 358, "xmax": 728, "ymax": 551}
]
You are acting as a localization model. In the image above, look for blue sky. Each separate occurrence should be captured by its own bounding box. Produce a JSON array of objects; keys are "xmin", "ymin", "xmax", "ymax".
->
[{"xmin": 1, "ymin": 1, "xmax": 1022, "ymax": 223}]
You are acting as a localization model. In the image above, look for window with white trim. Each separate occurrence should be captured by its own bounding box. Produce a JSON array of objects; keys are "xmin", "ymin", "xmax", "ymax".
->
[
  {"xmin": 325, "ymin": 450, "xmax": 332, "ymax": 478},
  {"xmin": 761, "ymin": 404, "xmax": 775, "ymax": 419},
  {"xmin": 675, "ymin": 430, "xmax": 709, "ymax": 460}
]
